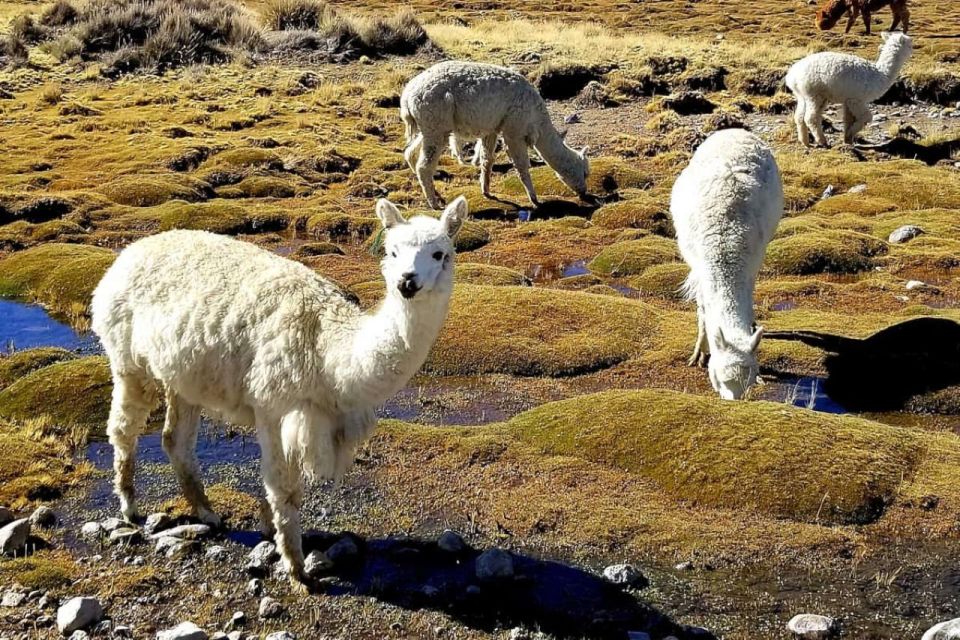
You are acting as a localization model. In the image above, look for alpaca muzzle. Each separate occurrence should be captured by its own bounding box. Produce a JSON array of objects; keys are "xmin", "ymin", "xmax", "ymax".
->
[{"xmin": 398, "ymin": 274, "xmax": 421, "ymax": 299}]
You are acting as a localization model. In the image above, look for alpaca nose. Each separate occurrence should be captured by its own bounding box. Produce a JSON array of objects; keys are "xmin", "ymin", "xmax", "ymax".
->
[{"xmin": 398, "ymin": 272, "xmax": 420, "ymax": 299}]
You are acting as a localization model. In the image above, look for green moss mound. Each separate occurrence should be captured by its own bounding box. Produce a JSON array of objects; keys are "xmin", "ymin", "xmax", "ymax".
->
[
  {"xmin": 766, "ymin": 230, "xmax": 887, "ymax": 275},
  {"xmin": 0, "ymin": 356, "xmax": 112, "ymax": 429},
  {"xmin": 508, "ymin": 390, "xmax": 923, "ymax": 525},
  {"xmin": 156, "ymin": 200, "xmax": 289, "ymax": 235},
  {"xmin": 292, "ymin": 242, "xmax": 344, "ymax": 258},
  {"xmin": 307, "ymin": 212, "xmax": 378, "ymax": 239},
  {"xmin": 232, "ymin": 176, "xmax": 299, "ymax": 199},
  {"xmin": 98, "ymin": 175, "xmax": 208, "ymax": 207},
  {"xmin": 588, "ymin": 236, "xmax": 678, "ymax": 276},
  {"xmin": 427, "ymin": 285, "xmax": 658, "ymax": 376},
  {"xmin": 0, "ymin": 348, "xmax": 75, "ymax": 391},
  {"xmin": 455, "ymin": 263, "xmax": 531, "ymax": 286},
  {"xmin": 0, "ymin": 244, "xmax": 115, "ymax": 317},
  {"xmin": 591, "ymin": 196, "xmax": 673, "ymax": 235},
  {"xmin": 629, "ymin": 262, "xmax": 689, "ymax": 298}
]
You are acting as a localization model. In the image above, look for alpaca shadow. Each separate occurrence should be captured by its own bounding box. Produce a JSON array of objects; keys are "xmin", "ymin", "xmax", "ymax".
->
[
  {"xmin": 529, "ymin": 198, "xmax": 599, "ymax": 220},
  {"xmin": 283, "ymin": 532, "xmax": 703, "ymax": 639},
  {"xmin": 765, "ymin": 317, "xmax": 960, "ymax": 411},
  {"xmin": 856, "ymin": 136, "xmax": 960, "ymax": 166}
]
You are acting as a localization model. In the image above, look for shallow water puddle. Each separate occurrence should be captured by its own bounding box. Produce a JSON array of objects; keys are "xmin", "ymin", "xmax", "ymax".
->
[
  {"xmin": 0, "ymin": 299, "xmax": 99, "ymax": 352},
  {"xmin": 759, "ymin": 375, "xmax": 848, "ymax": 414},
  {"xmin": 527, "ymin": 259, "xmax": 589, "ymax": 282}
]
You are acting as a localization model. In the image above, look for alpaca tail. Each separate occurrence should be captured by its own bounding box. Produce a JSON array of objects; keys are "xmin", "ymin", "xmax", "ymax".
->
[{"xmin": 400, "ymin": 95, "xmax": 418, "ymax": 145}]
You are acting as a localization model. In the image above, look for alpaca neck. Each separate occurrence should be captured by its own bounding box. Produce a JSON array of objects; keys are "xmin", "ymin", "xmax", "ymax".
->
[
  {"xmin": 335, "ymin": 287, "xmax": 451, "ymax": 410},
  {"xmin": 533, "ymin": 124, "xmax": 581, "ymax": 180},
  {"xmin": 875, "ymin": 43, "xmax": 910, "ymax": 85}
]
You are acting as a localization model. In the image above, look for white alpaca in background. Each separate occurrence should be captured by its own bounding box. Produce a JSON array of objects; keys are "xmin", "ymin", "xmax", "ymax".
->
[
  {"xmin": 786, "ymin": 32, "xmax": 913, "ymax": 147},
  {"xmin": 91, "ymin": 197, "xmax": 468, "ymax": 589},
  {"xmin": 671, "ymin": 129, "xmax": 783, "ymax": 400},
  {"xmin": 400, "ymin": 60, "xmax": 589, "ymax": 209}
]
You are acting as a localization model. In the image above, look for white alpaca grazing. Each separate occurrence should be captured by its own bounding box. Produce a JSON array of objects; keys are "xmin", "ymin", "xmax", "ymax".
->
[
  {"xmin": 91, "ymin": 197, "xmax": 468, "ymax": 589},
  {"xmin": 786, "ymin": 32, "xmax": 913, "ymax": 147},
  {"xmin": 670, "ymin": 129, "xmax": 783, "ymax": 400},
  {"xmin": 400, "ymin": 60, "xmax": 589, "ymax": 209}
]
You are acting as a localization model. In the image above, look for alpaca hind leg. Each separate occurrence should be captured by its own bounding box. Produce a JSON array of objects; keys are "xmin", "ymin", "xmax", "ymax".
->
[
  {"xmin": 106, "ymin": 373, "xmax": 157, "ymax": 521},
  {"xmin": 162, "ymin": 391, "xmax": 219, "ymax": 527},
  {"xmin": 794, "ymin": 99, "xmax": 810, "ymax": 147},
  {"xmin": 900, "ymin": 7, "xmax": 909, "ymax": 32},
  {"xmin": 861, "ymin": 9, "xmax": 871, "ymax": 34},
  {"xmin": 844, "ymin": 8, "xmax": 857, "ymax": 33},
  {"xmin": 416, "ymin": 134, "xmax": 446, "ymax": 209},
  {"xmin": 842, "ymin": 104, "xmax": 856, "ymax": 145},
  {"xmin": 503, "ymin": 134, "xmax": 539, "ymax": 207},
  {"xmin": 478, "ymin": 133, "xmax": 499, "ymax": 198},
  {"xmin": 449, "ymin": 134, "xmax": 466, "ymax": 164},
  {"xmin": 403, "ymin": 133, "xmax": 422, "ymax": 174},
  {"xmin": 258, "ymin": 416, "xmax": 310, "ymax": 592},
  {"xmin": 805, "ymin": 100, "xmax": 828, "ymax": 147}
]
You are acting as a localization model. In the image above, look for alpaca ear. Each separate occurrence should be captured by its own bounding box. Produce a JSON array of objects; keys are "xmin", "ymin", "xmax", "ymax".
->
[
  {"xmin": 749, "ymin": 326, "xmax": 764, "ymax": 352},
  {"xmin": 880, "ymin": 31, "xmax": 890, "ymax": 41},
  {"xmin": 440, "ymin": 195, "xmax": 468, "ymax": 239},
  {"xmin": 376, "ymin": 199, "xmax": 406, "ymax": 229},
  {"xmin": 715, "ymin": 327, "xmax": 729, "ymax": 351}
]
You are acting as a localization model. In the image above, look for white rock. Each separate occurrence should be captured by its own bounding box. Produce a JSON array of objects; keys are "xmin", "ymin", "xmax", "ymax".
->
[
  {"xmin": 114, "ymin": 624, "xmax": 133, "ymax": 638},
  {"xmin": 258, "ymin": 596, "xmax": 284, "ymax": 620},
  {"xmin": 69, "ymin": 632, "xmax": 90, "ymax": 640},
  {"xmin": 80, "ymin": 522, "xmax": 103, "ymax": 541},
  {"xmin": 923, "ymin": 618, "xmax": 960, "ymax": 640},
  {"xmin": 56, "ymin": 597, "xmax": 104, "ymax": 635},
  {"xmin": 144, "ymin": 513, "xmax": 174, "ymax": 535},
  {"xmin": 475, "ymin": 548, "xmax": 514, "ymax": 580},
  {"xmin": 820, "ymin": 185, "xmax": 835, "ymax": 200},
  {"xmin": 888, "ymin": 225, "xmax": 924, "ymax": 244},
  {"xmin": 787, "ymin": 613, "xmax": 836, "ymax": 639},
  {"xmin": 847, "ymin": 183, "xmax": 867, "ymax": 194},
  {"xmin": 150, "ymin": 524, "xmax": 210, "ymax": 540},
  {"xmin": 246, "ymin": 579, "xmax": 263, "ymax": 597},
  {"xmin": 603, "ymin": 564, "xmax": 646, "ymax": 587},
  {"xmin": 166, "ymin": 540, "xmax": 199, "ymax": 560},
  {"xmin": 0, "ymin": 518, "xmax": 31, "ymax": 555},
  {"xmin": 437, "ymin": 530, "xmax": 465, "ymax": 553},
  {"xmin": 157, "ymin": 621, "xmax": 208, "ymax": 640},
  {"xmin": 905, "ymin": 279, "xmax": 938, "ymax": 292},
  {"xmin": 227, "ymin": 611, "xmax": 246, "ymax": 630},
  {"xmin": 248, "ymin": 541, "xmax": 278, "ymax": 566},
  {"xmin": 325, "ymin": 536, "xmax": 359, "ymax": 563},
  {"xmin": 304, "ymin": 550, "xmax": 333, "ymax": 576},
  {"xmin": 100, "ymin": 517, "xmax": 126, "ymax": 533},
  {"xmin": 156, "ymin": 536, "xmax": 182, "ymax": 554},
  {"xmin": 205, "ymin": 545, "xmax": 227, "ymax": 561},
  {"xmin": 1, "ymin": 591, "xmax": 26, "ymax": 607},
  {"xmin": 265, "ymin": 633, "xmax": 296, "ymax": 640},
  {"xmin": 109, "ymin": 528, "xmax": 141, "ymax": 545},
  {"xmin": 29, "ymin": 506, "xmax": 58, "ymax": 528}
]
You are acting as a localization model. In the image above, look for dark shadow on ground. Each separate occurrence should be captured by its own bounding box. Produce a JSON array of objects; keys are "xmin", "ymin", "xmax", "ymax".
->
[{"xmin": 765, "ymin": 317, "xmax": 960, "ymax": 411}]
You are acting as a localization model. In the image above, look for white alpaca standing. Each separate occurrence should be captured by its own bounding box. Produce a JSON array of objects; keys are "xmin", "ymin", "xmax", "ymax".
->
[
  {"xmin": 91, "ymin": 197, "xmax": 468, "ymax": 589},
  {"xmin": 670, "ymin": 129, "xmax": 783, "ymax": 400},
  {"xmin": 786, "ymin": 32, "xmax": 913, "ymax": 147},
  {"xmin": 400, "ymin": 60, "xmax": 589, "ymax": 209}
]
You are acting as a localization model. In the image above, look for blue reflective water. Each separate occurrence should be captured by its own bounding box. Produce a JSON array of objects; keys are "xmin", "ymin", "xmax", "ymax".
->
[
  {"xmin": 0, "ymin": 299, "xmax": 100, "ymax": 352},
  {"xmin": 769, "ymin": 376, "xmax": 848, "ymax": 414}
]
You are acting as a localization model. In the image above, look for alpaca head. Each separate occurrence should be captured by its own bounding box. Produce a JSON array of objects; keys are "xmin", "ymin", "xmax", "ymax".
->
[
  {"xmin": 815, "ymin": 0, "xmax": 847, "ymax": 30},
  {"xmin": 375, "ymin": 196, "xmax": 468, "ymax": 300},
  {"xmin": 879, "ymin": 31, "xmax": 913, "ymax": 54},
  {"xmin": 555, "ymin": 145, "xmax": 590, "ymax": 199},
  {"xmin": 708, "ymin": 326, "xmax": 764, "ymax": 400}
]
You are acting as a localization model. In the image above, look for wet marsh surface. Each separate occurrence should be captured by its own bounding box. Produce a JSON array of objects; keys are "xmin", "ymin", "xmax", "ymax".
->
[{"xmin": 0, "ymin": 0, "xmax": 959, "ymax": 638}]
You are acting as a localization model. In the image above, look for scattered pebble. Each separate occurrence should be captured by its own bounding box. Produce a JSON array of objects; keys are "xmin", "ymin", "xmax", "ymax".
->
[
  {"xmin": 246, "ymin": 579, "xmax": 263, "ymax": 597},
  {"xmin": 258, "ymin": 596, "xmax": 284, "ymax": 620},
  {"xmin": 247, "ymin": 541, "xmax": 279, "ymax": 574},
  {"xmin": 205, "ymin": 545, "xmax": 227, "ymax": 561},
  {"xmin": 80, "ymin": 522, "xmax": 103, "ymax": 541},
  {"xmin": 787, "ymin": 613, "xmax": 836, "ymax": 639},
  {"xmin": 437, "ymin": 530, "xmax": 466, "ymax": 553},
  {"xmin": 923, "ymin": 618, "xmax": 960, "ymax": 640},
  {"xmin": 150, "ymin": 524, "xmax": 211, "ymax": 540},
  {"xmin": 157, "ymin": 621, "xmax": 209, "ymax": 640},
  {"xmin": 56, "ymin": 597, "xmax": 104, "ymax": 635},
  {"xmin": 69, "ymin": 631, "xmax": 90, "ymax": 640},
  {"xmin": 265, "ymin": 632, "xmax": 296, "ymax": 640},
  {"xmin": 325, "ymin": 536, "xmax": 359, "ymax": 563},
  {"xmin": 144, "ymin": 513, "xmax": 174, "ymax": 535},
  {"xmin": 304, "ymin": 550, "xmax": 333, "ymax": 576},
  {"xmin": 564, "ymin": 113, "xmax": 582, "ymax": 125},
  {"xmin": 166, "ymin": 539, "xmax": 199, "ymax": 560},
  {"xmin": 905, "ymin": 279, "xmax": 939, "ymax": 293},
  {"xmin": 227, "ymin": 611, "xmax": 246, "ymax": 630},
  {"xmin": 0, "ymin": 518, "xmax": 31, "ymax": 555},
  {"xmin": 109, "ymin": 528, "xmax": 142, "ymax": 545},
  {"xmin": 847, "ymin": 183, "xmax": 867, "ymax": 194},
  {"xmin": 888, "ymin": 225, "xmax": 924, "ymax": 244},
  {"xmin": 29, "ymin": 505, "xmax": 58, "ymax": 528},
  {"xmin": 674, "ymin": 561, "xmax": 694, "ymax": 571},
  {"xmin": 2, "ymin": 591, "xmax": 26, "ymax": 608},
  {"xmin": 475, "ymin": 548, "xmax": 514, "ymax": 580},
  {"xmin": 114, "ymin": 624, "xmax": 133, "ymax": 638},
  {"xmin": 100, "ymin": 518, "xmax": 126, "ymax": 533},
  {"xmin": 603, "ymin": 564, "xmax": 647, "ymax": 588},
  {"xmin": 820, "ymin": 185, "xmax": 835, "ymax": 200}
]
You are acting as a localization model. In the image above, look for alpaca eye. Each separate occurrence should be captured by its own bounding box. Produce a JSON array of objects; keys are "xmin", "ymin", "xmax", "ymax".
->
[
  {"xmin": 390, "ymin": 251, "xmax": 397, "ymax": 258},
  {"xmin": 432, "ymin": 251, "xmax": 444, "ymax": 261}
]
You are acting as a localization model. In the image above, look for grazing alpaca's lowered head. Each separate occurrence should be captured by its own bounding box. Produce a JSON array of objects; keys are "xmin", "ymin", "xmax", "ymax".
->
[
  {"xmin": 91, "ymin": 196, "xmax": 468, "ymax": 590},
  {"xmin": 816, "ymin": 0, "xmax": 910, "ymax": 35}
]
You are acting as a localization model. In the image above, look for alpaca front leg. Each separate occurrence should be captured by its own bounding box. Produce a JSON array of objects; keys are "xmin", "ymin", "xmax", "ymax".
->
[
  {"xmin": 846, "ymin": 101, "xmax": 871, "ymax": 145},
  {"xmin": 478, "ymin": 134, "xmax": 498, "ymax": 198},
  {"xmin": 106, "ymin": 374, "xmax": 156, "ymax": 521},
  {"xmin": 257, "ymin": 423, "xmax": 308, "ymax": 592},
  {"xmin": 416, "ymin": 135, "xmax": 446, "ymax": 209},
  {"xmin": 844, "ymin": 7, "xmax": 857, "ymax": 33},
  {"xmin": 861, "ymin": 9, "xmax": 872, "ymax": 34},
  {"xmin": 900, "ymin": 7, "xmax": 909, "ymax": 32},
  {"xmin": 162, "ymin": 391, "xmax": 220, "ymax": 527},
  {"xmin": 503, "ymin": 134, "xmax": 539, "ymax": 207},
  {"xmin": 688, "ymin": 308, "xmax": 709, "ymax": 368}
]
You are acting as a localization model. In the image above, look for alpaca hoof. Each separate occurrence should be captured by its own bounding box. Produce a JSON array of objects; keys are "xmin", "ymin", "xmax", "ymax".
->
[
  {"xmin": 288, "ymin": 573, "xmax": 313, "ymax": 595},
  {"xmin": 120, "ymin": 500, "xmax": 138, "ymax": 523},
  {"xmin": 197, "ymin": 508, "xmax": 222, "ymax": 528}
]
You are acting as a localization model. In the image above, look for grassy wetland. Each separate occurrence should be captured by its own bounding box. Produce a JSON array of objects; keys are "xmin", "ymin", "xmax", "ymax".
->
[{"xmin": 0, "ymin": 0, "xmax": 959, "ymax": 638}]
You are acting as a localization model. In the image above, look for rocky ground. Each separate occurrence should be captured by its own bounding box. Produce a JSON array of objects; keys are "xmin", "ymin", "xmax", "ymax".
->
[{"xmin": 0, "ymin": 0, "xmax": 960, "ymax": 639}]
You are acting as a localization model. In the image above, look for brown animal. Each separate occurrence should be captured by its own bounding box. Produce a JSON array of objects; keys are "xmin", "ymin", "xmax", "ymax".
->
[{"xmin": 815, "ymin": 0, "xmax": 910, "ymax": 35}]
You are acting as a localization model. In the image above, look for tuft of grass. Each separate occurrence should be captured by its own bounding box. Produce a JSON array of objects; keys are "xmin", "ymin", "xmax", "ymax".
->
[
  {"xmin": 590, "ymin": 194, "xmax": 673, "ymax": 235},
  {"xmin": 507, "ymin": 390, "xmax": 924, "ymax": 525},
  {"xmin": 0, "ymin": 417, "xmax": 92, "ymax": 508},
  {"xmin": 628, "ymin": 262, "xmax": 689, "ymax": 299},
  {"xmin": 0, "ymin": 356, "xmax": 112, "ymax": 431},
  {"xmin": 454, "ymin": 263, "xmax": 532, "ymax": 287},
  {"xmin": 0, "ymin": 244, "xmax": 116, "ymax": 320},
  {"xmin": 0, "ymin": 551, "xmax": 79, "ymax": 589},
  {"xmin": 426, "ymin": 285, "xmax": 661, "ymax": 376},
  {"xmin": 765, "ymin": 230, "xmax": 887, "ymax": 275},
  {"xmin": 0, "ymin": 348, "xmax": 76, "ymax": 392},
  {"xmin": 588, "ymin": 236, "xmax": 679, "ymax": 277},
  {"xmin": 97, "ymin": 175, "xmax": 210, "ymax": 207}
]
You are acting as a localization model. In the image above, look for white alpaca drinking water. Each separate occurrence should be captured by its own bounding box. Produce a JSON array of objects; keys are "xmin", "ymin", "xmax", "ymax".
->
[
  {"xmin": 91, "ymin": 196, "xmax": 468, "ymax": 589},
  {"xmin": 670, "ymin": 129, "xmax": 783, "ymax": 400}
]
